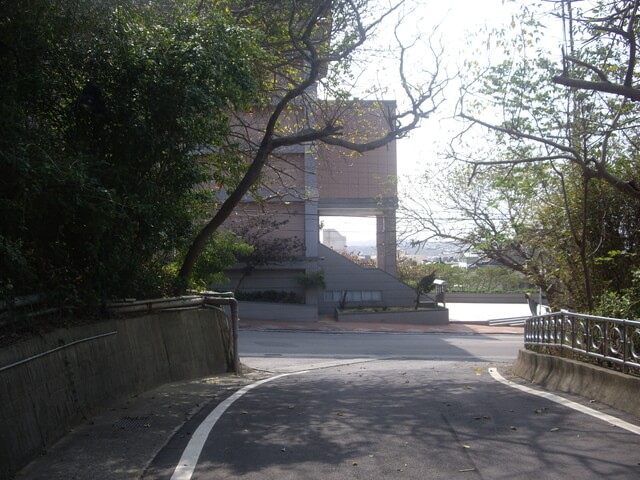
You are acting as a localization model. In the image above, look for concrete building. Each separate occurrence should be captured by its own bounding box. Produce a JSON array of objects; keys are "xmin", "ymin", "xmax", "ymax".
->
[
  {"xmin": 213, "ymin": 100, "xmax": 416, "ymax": 320},
  {"xmin": 322, "ymin": 228, "xmax": 347, "ymax": 251}
]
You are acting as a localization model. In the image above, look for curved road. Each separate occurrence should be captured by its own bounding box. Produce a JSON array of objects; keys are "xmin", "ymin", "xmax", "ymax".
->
[{"xmin": 144, "ymin": 331, "xmax": 640, "ymax": 479}]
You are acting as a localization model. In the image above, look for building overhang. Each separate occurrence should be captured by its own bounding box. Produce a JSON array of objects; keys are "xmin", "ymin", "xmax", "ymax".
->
[{"xmin": 318, "ymin": 197, "xmax": 397, "ymax": 216}]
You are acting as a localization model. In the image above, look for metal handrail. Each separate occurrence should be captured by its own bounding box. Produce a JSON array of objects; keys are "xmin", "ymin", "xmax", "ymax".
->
[
  {"xmin": 202, "ymin": 292, "xmax": 240, "ymax": 375},
  {"xmin": 524, "ymin": 311, "xmax": 640, "ymax": 375},
  {"xmin": 1, "ymin": 293, "xmax": 242, "ymax": 374}
]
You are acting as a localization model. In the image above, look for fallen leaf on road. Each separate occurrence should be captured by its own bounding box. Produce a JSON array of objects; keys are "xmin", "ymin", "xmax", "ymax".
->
[
  {"xmin": 510, "ymin": 426, "xmax": 518, "ymax": 431},
  {"xmin": 550, "ymin": 428, "xmax": 560, "ymax": 432},
  {"xmin": 336, "ymin": 411, "xmax": 344, "ymax": 416},
  {"xmin": 535, "ymin": 408, "xmax": 548, "ymax": 414},
  {"xmin": 352, "ymin": 462, "xmax": 358, "ymax": 466},
  {"xmin": 463, "ymin": 445, "xmax": 471, "ymax": 449}
]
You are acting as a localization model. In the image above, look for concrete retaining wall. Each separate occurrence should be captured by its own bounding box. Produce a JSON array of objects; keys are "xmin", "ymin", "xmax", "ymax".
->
[
  {"xmin": 447, "ymin": 292, "xmax": 530, "ymax": 304},
  {"xmin": 336, "ymin": 308, "xmax": 449, "ymax": 325},
  {"xmin": 237, "ymin": 302, "xmax": 318, "ymax": 322},
  {"xmin": 512, "ymin": 349, "xmax": 640, "ymax": 419},
  {"xmin": 0, "ymin": 308, "xmax": 232, "ymax": 478}
]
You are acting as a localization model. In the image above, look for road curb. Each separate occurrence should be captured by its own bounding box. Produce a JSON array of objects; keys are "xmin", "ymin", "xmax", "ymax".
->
[
  {"xmin": 238, "ymin": 320, "xmax": 524, "ymax": 335},
  {"xmin": 512, "ymin": 349, "xmax": 640, "ymax": 420}
]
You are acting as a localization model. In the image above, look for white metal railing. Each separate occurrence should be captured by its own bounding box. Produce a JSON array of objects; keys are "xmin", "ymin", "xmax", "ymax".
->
[{"xmin": 525, "ymin": 311, "xmax": 640, "ymax": 375}]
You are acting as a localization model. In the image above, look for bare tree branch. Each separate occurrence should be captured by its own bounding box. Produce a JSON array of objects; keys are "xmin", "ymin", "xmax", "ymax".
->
[
  {"xmin": 458, "ymin": 114, "xmax": 640, "ymax": 201},
  {"xmin": 459, "ymin": 113, "xmax": 580, "ymax": 156},
  {"xmin": 176, "ymin": 0, "xmax": 448, "ymax": 288},
  {"xmin": 551, "ymin": 74, "xmax": 640, "ymax": 101}
]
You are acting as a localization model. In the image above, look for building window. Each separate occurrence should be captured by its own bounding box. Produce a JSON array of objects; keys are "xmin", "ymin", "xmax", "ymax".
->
[
  {"xmin": 323, "ymin": 290, "xmax": 382, "ymax": 302},
  {"xmin": 347, "ymin": 291, "xmax": 362, "ymax": 301},
  {"xmin": 362, "ymin": 290, "xmax": 382, "ymax": 301}
]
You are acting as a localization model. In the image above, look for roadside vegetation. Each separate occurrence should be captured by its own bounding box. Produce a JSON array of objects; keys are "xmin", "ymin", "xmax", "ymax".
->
[
  {"xmin": 1, "ymin": 0, "xmax": 263, "ymax": 315},
  {"xmin": 4, "ymin": 0, "xmax": 639, "ymax": 328},
  {"xmin": 1, "ymin": 0, "xmax": 445, "ymax": 325},
  {"xmin": 397, "ymin": 257, "xmax": 525, "ymax": 293},
  {"xmin": 401, "ymin": 1, "xmax": 640, "ymax": 319}
]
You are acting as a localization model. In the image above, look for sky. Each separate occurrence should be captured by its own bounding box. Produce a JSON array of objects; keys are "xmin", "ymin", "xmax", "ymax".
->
[{"xmin": 320, "ymin": 0, "xmax": 527, "ymax": 245}]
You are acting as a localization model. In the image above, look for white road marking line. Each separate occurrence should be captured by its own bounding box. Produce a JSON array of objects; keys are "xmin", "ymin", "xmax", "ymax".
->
[
  {"xmin": 489, "ymin": 367, "xmax": 640, "ymax": 436},
  {"xmin": 170, "ymin": 371, "xmax": 309, "ymax": 480}
]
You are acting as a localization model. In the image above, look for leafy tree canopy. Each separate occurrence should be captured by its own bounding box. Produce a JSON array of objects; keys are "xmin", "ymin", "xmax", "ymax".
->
[
  {"xmin": 0, "ymin": 0, "xmax": 263, "ymax": 312},
  {"xmin": 401, "ymin": 0, "xmax": 640, "ymax": 315}
]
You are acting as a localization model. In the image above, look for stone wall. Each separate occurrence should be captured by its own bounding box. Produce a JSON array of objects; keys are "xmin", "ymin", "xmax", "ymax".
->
[{"xmin": 0, "ymin": 308, "xmax": 232, "ymax": 478}]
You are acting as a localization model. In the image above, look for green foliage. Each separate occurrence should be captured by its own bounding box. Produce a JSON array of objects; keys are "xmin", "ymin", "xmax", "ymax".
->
[
  {"xmin": 235, "ymin": 290, "xmax": 303, "ymax": 304},
  {"xmin": 414, "ymin": 271, "xmax": 436, "ymax": 309},
  {"xmin": 397, "ymin": 257, "xmax": 524, "ymax": 293},
  {"xmin": 594, "ymin": 270, "xmax": 640, "ymax": 320},
  {"xmin": 190, "ymin": 232, "xmax": 253, "ymax": 290},
  {"xmin": 416, "ymin": 273, "xmax": 436, "ymax": 295},
  {"xmin": 0, "ymin": 0, "xmax": 262, "ymax": 311},
  {"xmin": 296, "ymin": 271, "xmax": 326, "ymax": 290},
  {"xmin": 228, "ymin": 217, "xmax": 304, "ymax": 292},
  {"xmin": 404, "ymin": 1, "xmax": 640, "ymax": 313}
]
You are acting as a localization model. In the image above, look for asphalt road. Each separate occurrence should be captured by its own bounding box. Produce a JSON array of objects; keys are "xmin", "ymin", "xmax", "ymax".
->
[
  {"xmin": 143, "ymin": 331, "xmax": 640, "ymax": 479},
  {"xmin": 239, "ymin": 330, "xmax": 523, "ymax": 365}
]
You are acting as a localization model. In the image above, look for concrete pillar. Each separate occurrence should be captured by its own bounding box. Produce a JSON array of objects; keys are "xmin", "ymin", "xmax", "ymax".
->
[
  {"xmin": 304, "ymin": 147, "xmax": 320, "ymax": 306},
  {"xmin": 376, "ymin": 210, "xmax": 397, "ymax": 276}
]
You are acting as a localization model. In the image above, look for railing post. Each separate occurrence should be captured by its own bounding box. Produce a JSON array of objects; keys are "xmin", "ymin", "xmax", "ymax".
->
[
  {"xmin": 559, "ymin": 313, "xmax": 565, "ymax": 357},
  {"xmin": 570, "ymin": 313, "xmax": 577, "ymax": 350},
  {"xmin": 203, "ymin": 292, "xmax": 241, "ymax": 375},
  {"xmin": 622, "ymin": 319, "xmax": 628, "ymax": 375}
]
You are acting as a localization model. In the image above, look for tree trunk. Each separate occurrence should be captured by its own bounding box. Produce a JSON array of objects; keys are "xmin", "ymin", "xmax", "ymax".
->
[{"xmin": 175, "ymin": 145, "xmax": 271, "ymax": 293}]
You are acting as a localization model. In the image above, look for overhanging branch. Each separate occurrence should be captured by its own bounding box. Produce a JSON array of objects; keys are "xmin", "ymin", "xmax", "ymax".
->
[{"xmin": 552, "ymin": 75, "xmax": 640, "ymax": 102}]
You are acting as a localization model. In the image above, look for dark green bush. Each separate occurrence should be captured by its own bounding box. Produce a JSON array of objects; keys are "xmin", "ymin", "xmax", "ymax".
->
[{"xmin": 236, "ymin": 291, "xmax": 303, "ymax": 304}]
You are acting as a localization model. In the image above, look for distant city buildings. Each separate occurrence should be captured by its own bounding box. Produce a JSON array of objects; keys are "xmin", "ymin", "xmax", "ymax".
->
[{"xmin": 322, "ymin": 228, "xmax": 347, "ymax": 251}]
